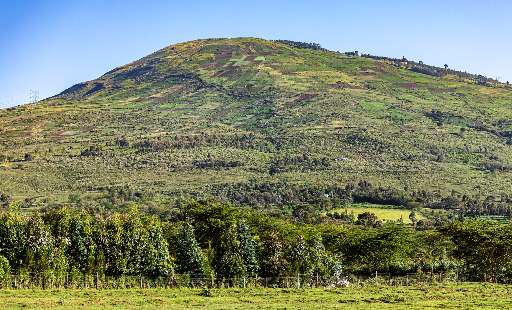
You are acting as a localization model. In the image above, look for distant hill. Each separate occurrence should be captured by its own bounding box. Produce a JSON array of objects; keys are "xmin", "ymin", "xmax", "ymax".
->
[{"xmin": 1, "ymin": 37, "xmax": 512, "ymax": 212}]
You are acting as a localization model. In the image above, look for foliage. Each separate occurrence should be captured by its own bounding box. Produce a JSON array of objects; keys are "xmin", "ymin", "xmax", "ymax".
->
[
  {"xmin": 341, "ymin": 224, "xmax": 416, "ymax": 274},
  {"xmin": 272, "ymin": 40, "xmax": 324, "ymax": 50},
  {"xmin": 237, "ymin": 221, "xmax": 259, "ymax": 277},
  {"xmin": 175, "ymin": 222, "xmax": 208, "ymax": 278},
  {"xmin": 0, "ymin": 255, "xmax": 10, "ymax": 282},
  {"xmin": 355, "ymin": 212, "xmax": 382, "ymax": 227},
  {"xmin": 216, "ymin": 223, "xmax": 245, "ymax": 279},
  {"xmin": 0, "ymin": 200, "xmax": 508, "ymax": 282},
  {"xmin": 442, "ymin": 220, "xmax": 512, "ymax": 282}
]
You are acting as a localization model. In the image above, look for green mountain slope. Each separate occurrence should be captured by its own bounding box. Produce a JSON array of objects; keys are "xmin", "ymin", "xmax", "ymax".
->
[{"xmin": 1, "ymin": 37, "xmax": 512, "ymax": 206}]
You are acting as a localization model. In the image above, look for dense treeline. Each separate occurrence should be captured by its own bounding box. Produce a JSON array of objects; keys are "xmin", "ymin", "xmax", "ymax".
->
[
  {"xmin": 0, "ymin": 200, "xmax": 511, "ymax": 283},
  {"xmin": 273, "ymin": 40, "xmax": 324, "ymax": 51},
  {"xmin": 211, "ymin": 180, "xmax": 512, "ymax": 218},
  {"xmin": 2, "ymin": 178, "xmax": 512, "ymax": 218}
]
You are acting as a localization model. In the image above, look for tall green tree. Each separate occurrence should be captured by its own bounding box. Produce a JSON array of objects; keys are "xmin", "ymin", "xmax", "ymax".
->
[
  {"xmin": 260, "ymin": 231, "xmax": 287, "ymax": 278},
  {"xmin": 24, "ymin": 216, "xmax": 55, "ymax": 273},
  {"xmin": 216, "ymin": 223, "xmax": 245, "ymax": 279},
  {"xmin": 175, "ymin": 222, "xmax": 208, "ymax": 277},
  {"xmin": 342, "ymin": 224, "xmax": 415, "ymax": 273},
  {"xmin": 143, "ymin": 216, "xmax": 173, "ymax": 276},
  {"xmin": 0, "ymin": 255, "xmax": 10, "ymax": 283},
  {"xmin": 67, "ymin": 211, "xmax": 96, "ymax": 273},
  {"xmin": 100, "ymin": 214, "xmax": 126, "ymax": 276},
  {"xmin": 0, "ymin": 210, "xmax": 26, "ymax": 270},
  {"xmin": 237, "ymin": 221, "xmax": 259, "ymax": 277},
  {"xmin": 289, "ymin": 235, "xmax": 308, "ymax": 275}
]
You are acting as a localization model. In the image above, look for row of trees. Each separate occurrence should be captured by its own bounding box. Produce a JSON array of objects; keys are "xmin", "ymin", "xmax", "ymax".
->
[
  {"xmin": 357, "ymin": 53, "xmax": 501, "ymax": 86},
  {"xmin": 0, "ymin": 203, "xmax": 335, "ymax": 281},
  {"xmin": 273, "ymin": 40, "xmax": 324, "ymax": 51},
  {"xmin": 0, "ymin": 200, "xmax": 511, "ymax": 282},
  {"xmin": 0, "ymin": 208, "xmax": 171, "ymax": 277},
  {"xmin": 211, "ymin": 180, "xmax": 512, "ymax": 218},
  {"xmin": 5, "ymin": 176, "xmax": 512, "ymax": 219}
]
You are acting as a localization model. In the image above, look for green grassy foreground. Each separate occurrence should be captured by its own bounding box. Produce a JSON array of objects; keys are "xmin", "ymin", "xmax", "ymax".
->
[{"xmin": 0, "ymin": 284, "xmax": 511, "ymax": 309}]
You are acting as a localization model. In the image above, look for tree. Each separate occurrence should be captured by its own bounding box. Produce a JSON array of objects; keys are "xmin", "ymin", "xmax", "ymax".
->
[
  {"xmin": 355, "ymin": 212, "xmax": 382, "ymax": 227},
  {"xmin": 409, "ymin": 211, "xmax": 418, "ymax": 227},
  {"xmin": 260, "ymin": 231, "xmax": 287, "ymax": 278},
  {"xmin": 443, "ymin": 220, "xmax": 512, "ymax": 282},
  {"xmin": 122, "ymin": 209, "xmax": 173, "ymax": 276},
  {"xmin": 216, "ymin": 223, "xmax": 245, "ymax": 280},
  {"xmin": 116, "ymin": 137, "xmax": 130, "ymax": 148},
  {"xmin": 289, "ymin": 235, "xmax": 308, "ymax": 275},
  {"xmin": 444, "ymin": 64, "xmax": 449, "ymax": 71},
  {"xmin": 142, "ymin": 216, "xmax": 173, "ymax": 276},
  {"xmin": 98, "ymin": 214, "xmax": 126, "ymax": 276},
  {"xmin": 342, "ymin": 224, "xmax": 415, "ymax": 274},
  {"xmin": 175, "ymin": 222, "xmax": 208, "ymax": 277},
  {"xmin": 415, "ymin": 230, "xmax": 457, "ymax": 273},
  {"xmin": 288, "ymin": 234, "xmax": 329, "ymax": 277},
  {"xmin": 122, "ymin": 209, "xmax": 147, "ymax": 275},
  {"xmin": 0, "ymin": 255, "xmax": 10, "ymax": 283},
  {"xmin": 292, "ymin": 205, "xmax": 318, "ymax": 223},
  {"xmin": 237, "ymin": 221, "xmax": 259, "ymax": 277},
  {"xmin": 0, "ymin": 193, "xmax": 10, "ymax": 208},
  {"xmin": 306, "ymin": 234, "xmax": 331, "ymax": 278},
  {"xmin": 67, "ymin": 211, "xmax": 96, "ymax": 273},
  {"xmin": 0, "ymin": 210, "xmax": 26, "ymax": 270},
  {"xmin": 24, "ymin": 215, "xmax": 55, "ymax": 273}
]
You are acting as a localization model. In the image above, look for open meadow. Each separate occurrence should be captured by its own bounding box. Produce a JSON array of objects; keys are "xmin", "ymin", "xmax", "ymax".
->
[
  {"xmin": 0, "ymin": 284, "xmax": 511, "ymax": 309},
  {"xmin": 327, "ymin": 203, "xmax": 426, "ymax": 224}
]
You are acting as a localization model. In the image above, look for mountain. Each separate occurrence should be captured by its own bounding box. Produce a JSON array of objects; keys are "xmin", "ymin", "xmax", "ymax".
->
[{"xmin": 1, "ymin": 37, "xmax": 512, "ymax": 207}]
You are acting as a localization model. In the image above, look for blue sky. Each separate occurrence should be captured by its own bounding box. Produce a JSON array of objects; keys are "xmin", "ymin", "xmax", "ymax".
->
[{"xmin": 1, "ymin": 0, "xmax": 511, "ymax": 107}]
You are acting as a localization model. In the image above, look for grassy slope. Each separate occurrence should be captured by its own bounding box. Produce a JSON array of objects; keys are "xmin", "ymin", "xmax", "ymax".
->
[
  {"xmin": 1, "ymin": 37, "xmax": 512, "ymax": 203},
  {"xmin": 0, "ymin": 284, "xmax": 511, "ymax": 309}
]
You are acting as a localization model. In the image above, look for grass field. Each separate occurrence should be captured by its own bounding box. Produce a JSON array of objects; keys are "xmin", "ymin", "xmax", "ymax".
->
[
  {"xmin": 0, "ymin": 284, "xmax": 511, "ymax": 309},
  {"xmin": 329, "ymin": 203, "xmax": 425, "ymax": 224}
]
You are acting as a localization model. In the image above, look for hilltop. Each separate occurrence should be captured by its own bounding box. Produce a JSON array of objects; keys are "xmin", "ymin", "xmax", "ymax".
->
[{"xmin": 1, "ymin": 37, "xmax": 512, "ymax": 212}]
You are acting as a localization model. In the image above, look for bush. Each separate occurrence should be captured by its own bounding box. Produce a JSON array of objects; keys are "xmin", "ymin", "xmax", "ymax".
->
[
  {"xmin": 0, "ymin": 255, "xmax": 11, "ymax": 284},
  {"xmin": 273, "ymin": 40, "xmax": 324, "ymax": 50}
]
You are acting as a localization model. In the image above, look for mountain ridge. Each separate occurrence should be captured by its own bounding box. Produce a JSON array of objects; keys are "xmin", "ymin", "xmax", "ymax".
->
[
  {"xmin": 52, "ymin": 37, "xmax": 506, "ymax": 101},
  {"xmin": 1, "ymin": 37, "xmax": 512, "ymax": 210}
]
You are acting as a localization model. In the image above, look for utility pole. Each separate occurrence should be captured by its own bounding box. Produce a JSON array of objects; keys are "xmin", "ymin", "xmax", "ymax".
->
[{"xmin": 29, "ymin": 89, "xmax": 39, "ymax": 103}]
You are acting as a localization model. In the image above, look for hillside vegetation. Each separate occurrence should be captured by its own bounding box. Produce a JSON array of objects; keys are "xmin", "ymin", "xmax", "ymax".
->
[{"xmin": 1, "ymin": 38, "xmax": 512, "ymax": 214}]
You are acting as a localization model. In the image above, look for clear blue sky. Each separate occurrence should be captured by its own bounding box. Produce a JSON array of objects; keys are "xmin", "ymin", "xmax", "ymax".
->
[{"xmin": 1, "ymin": 0, "xmax": 511, "ymax": 108}]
